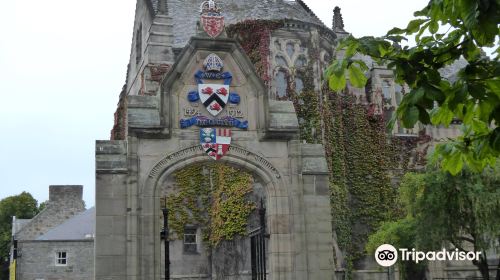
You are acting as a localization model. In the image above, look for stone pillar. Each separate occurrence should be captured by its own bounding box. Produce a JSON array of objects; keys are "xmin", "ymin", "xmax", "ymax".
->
[
  {"xmin": 94, "ymin": 140, "xmax": 129, "ymax": 280},
  {"xmin": 301, "ymin": 144, "xmax": 336, "ymax": 280}
]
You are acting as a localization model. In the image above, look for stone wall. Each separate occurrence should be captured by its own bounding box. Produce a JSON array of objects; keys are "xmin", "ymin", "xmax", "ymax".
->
[
  {"xmin": 16, "ymin": 240, "xmax": 94, "ymax": 280},
  {"xmin": 16, "ymin": 185, "xmax": 85, "ymax": 240},
  {"xmin": 95, "ymin": 36, "xmax": 337, "ymax": 280}
]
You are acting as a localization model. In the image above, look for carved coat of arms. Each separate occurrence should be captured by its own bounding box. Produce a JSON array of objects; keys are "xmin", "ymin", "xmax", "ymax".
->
[
  {"xmin": 200, "ymin": 128, "xmax": 231, "ymax": 160},
  {"xmin": 200, "ymin": 0, "xmax": 224, "ymax": 38},
  {"xmin": 180, "ymin": 53, "xmax": 248, "ymax": 130},
  {"xmin": 199, "ymin": 84, "xmax": 229, "ymax": 116}
]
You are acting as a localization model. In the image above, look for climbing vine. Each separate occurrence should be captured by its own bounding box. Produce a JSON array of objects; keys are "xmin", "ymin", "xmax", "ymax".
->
[
  {"xmin": 227, "ymin": 19, "xmax": 284, "ymax": 86},
  {"xmin": 164, "ymin": 163, "xmax": 255, "ymax": 247},
  {"xmin": 290, "ymin": 66, "xmax": 322, "ymax": 144},
  {"xmin": 227, "ymin": 19, "xmax": 427, "ymax": 278}
]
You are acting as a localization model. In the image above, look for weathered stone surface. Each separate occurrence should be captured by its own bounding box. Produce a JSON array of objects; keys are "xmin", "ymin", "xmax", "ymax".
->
[
  {"xmin": 16, "ymin": 240, "xmax": 94, "ymax": 280},
  {"xmin": 97, "ymin": 14, "xmax": 335, "ymax": 280},
  {"xmin": 266, "ymin": 101, "xmax": 300, "ymax": 139},
  {"xmin": 301, "ymin": 144, "xmax": 329, "ymax": 175},
  {"xmin": 96, "ymin": 140, "xmax": 127, "ymax": 173},
  {"xmin": 127, "ymin": 96, "xmax": 161, "ymax": 128},
  {"xmin": 16, "ymin": 186, "xmax": 86, "ymax": 241}
]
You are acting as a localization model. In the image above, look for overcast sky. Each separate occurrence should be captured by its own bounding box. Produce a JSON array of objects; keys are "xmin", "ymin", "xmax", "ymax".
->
[{"xmin": 0, "ymin": 0, "xmax": 429, "ymax": 206}]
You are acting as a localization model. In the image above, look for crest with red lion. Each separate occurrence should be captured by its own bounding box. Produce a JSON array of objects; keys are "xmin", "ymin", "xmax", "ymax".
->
[{"xmin": 200, "ymin": 0, "xmax": 224, "ymax": 38}]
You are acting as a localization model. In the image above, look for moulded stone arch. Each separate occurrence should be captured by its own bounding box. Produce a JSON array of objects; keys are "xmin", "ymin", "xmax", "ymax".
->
[{"xmin": 135, "ymin": 145, "xmax": 294, "ymax": 280}]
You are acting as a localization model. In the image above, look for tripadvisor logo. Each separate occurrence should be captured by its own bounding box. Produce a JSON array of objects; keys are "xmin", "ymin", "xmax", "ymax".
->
[
  {"xmin": 374, "ymin": 244, "xmax": 482, "ymax": 267},
  {"xmin": 375, "ymin": 244, "xmax": 398, "ymax": 267}
]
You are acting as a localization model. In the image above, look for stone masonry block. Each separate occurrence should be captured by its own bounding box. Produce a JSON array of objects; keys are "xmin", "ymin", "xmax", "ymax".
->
[{"xmin": 96, "ymin": 140, "xmax": 127, "ymax": 155}]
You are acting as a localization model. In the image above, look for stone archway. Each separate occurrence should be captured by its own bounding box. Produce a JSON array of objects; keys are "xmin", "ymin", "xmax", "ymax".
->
[
  {"xmin": 137, "ymin": 145, "xmax": 293, "ymax": 280},
  {"xmin": 95, "ymin": 35, "xmax": 336, "ymax": 280}
]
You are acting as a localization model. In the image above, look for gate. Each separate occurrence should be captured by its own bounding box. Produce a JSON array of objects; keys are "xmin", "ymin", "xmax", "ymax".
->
[{"xmin": 249, "ymin": 200, "xmax": 268, "ymax": 280}]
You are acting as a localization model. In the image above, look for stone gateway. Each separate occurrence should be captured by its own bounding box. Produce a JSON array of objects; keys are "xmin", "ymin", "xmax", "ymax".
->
[{"xmin": 95, "ymin": 1, "xmax": 336, "ymax": 279}]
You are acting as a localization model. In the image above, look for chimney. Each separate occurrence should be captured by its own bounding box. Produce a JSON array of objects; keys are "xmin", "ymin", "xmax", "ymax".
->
[{"xmin": 49, "ymin": 185, "xmax": 83, "ymax": 203}]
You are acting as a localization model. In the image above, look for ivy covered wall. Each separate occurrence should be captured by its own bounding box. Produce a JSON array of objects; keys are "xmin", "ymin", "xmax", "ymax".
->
[
  {"xmin": 227, "ymin": 20, "xmax": 427, "ymax": 277},
  {"xmin": 162, "ymin": 163, "xmax": 256, "ymax": 247}
]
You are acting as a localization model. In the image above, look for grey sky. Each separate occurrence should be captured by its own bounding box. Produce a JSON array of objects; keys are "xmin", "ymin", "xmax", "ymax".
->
[{"xmin": 0, "ymin": 0, "xmax": 429, "ymax": 206}]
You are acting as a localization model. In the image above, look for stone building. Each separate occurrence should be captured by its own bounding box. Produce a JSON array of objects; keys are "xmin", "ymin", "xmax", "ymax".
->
[
  {"xmin": 10, "ymin": 185, "xmax": 94, "ymax": 280},
  {"xmin": 96, "ymin": 0, "xmax": 495, "ymax": 280}
]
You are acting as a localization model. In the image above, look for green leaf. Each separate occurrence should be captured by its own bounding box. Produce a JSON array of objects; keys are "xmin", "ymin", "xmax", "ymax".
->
[
  {"xmin": 417, "ymin": 106, "xmax": 431, "ymax": 124},
  {"xmin": 386, "ymin": 27, "xmax": 405, "ymax": 35},
  {"xmin": 430, "ymin": 106, "xmax": 454, "ymax": 126},
  {"xmin": 332, "ymin": 59, "xmax": 346, "ymax": 76},
  {"xmin": 324, "ymin": 64, "xmax": 335, "ymax": 77},
  {"xmin": 344, "ymin": 40, "xmax": 360, "ymax": 57},
  {"xmin": 348, "ymin": 65, "xmax": 368, "ymax": 88},
  {"xmin": 329, "ymin": 73, "xmax": 346, "ymax": 91},
  {"xmin": 489, "ymin": 127, "xmax": 500, "ymax": 151},
  {"xmin": 442, "ymin": 150, "xmax": 464, "ymax": 175},
  {"xmin": 458, "ymin": 0, "xmax": 479, "ymax": 30},
  {"xmin": 471, "ymin": 119, "xmax": 490, "ymax": 135},
  {"xmin": 407, "ymin": 87, "xmax": 425, "ymax": 105},
  {"xmin": 429, "ymin": 20, "xmax": 439, "ymax": 34},
  {"xmin": 402, "ymin": 105, "xmax": 420, "ymax": 128},
  {"xmin": 406, "ymin": 19, "xmax": 428, "ymax": 34}
]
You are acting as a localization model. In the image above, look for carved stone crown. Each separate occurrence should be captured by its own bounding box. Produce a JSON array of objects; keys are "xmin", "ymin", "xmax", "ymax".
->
[
  {"xmin": 203, "ymin": 53, "xmax": 224, "ymax": 72},
  {"xmin": 200, "ymin": 0, "xmax": 222, "ymax": 15}
]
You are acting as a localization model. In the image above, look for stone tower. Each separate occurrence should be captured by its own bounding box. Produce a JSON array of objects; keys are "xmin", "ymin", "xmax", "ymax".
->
[{"xmin": 96, "ymin": 0, "xmax": 338, "ymax": 279}]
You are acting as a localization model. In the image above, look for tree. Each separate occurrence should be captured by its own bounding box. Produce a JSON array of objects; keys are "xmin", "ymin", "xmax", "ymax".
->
[
  {"xmin": 367, "ymin": 164, "xmax": 500, "ymax": 280},
  {"xmin": 326, "ymin": 0, "xmax": 500, "ymax": 175},
  {"xmin": 366, "ymin": 217, "xmax": 426, "ymax": 280},
  {"xmin": 0, "ymin": 192, "xmax": 41, "ymax": 279}
]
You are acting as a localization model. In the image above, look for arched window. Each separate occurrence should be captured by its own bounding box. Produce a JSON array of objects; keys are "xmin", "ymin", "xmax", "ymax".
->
[
  {"xmin": 382, "ymin": 80, "xmax": 391, "ymax": 100},
  {"xmin": 294, "ymin": 56, "xmax": 307, "ymax": 68},
  {"xmin": 276, "ymin": 70, "xmax": 288, "ymax": 99},
  {"xmin": 394, "ymin": 84, "xmax": 403, "ymax": 105},
  {"xmin": 275, "ymin": 55, "xmax": 287, "ymax": 67},
  {"xmin": 135, "ymin": 23, "xmax": 142, "ymax": 65},
  {"xmin": 295, "ymin": 77, "xmax": 304, "ymax": 94},
  {"xmin": 286, "ymin": 42, "xmax": 295, "ymax": 58}
]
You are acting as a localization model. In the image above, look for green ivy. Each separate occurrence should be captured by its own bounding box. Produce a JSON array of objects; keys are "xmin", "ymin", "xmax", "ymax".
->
[
  {"xmin": 226, "ymin": 20, "xmax": 423, "ymax": 277},
  {"xmin": 164, "ymin": 163, "xmax": 255, "ymax": 247}
]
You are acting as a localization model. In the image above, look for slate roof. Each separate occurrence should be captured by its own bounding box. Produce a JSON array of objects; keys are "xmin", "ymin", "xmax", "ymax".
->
[
  {"xmin": 12, "ymin": 219, "xmax": 31, "ymax": 236},
  {"xmin": 36, "ymin": 208, "xmax": 95, "ymax": 241},
  {"xmin": 152, "ymin": 0, "xmax": 326, "ymax": 48}
]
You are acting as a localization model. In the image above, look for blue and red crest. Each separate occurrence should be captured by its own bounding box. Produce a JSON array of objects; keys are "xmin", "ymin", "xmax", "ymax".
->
[
  {"xmin": 180, "ymin": 53, "xmax": 246, "ymax": 130},
  {"xmin": 200, "ymin": 128, "xmax": 231, "ymax": 160},
  {"xmin": 199, "ymin": 84, "xmax": 229, "ymax": 116},
  {"xmin": 200, "ymin": 0, "xmax": 224, "ymax": 38}
]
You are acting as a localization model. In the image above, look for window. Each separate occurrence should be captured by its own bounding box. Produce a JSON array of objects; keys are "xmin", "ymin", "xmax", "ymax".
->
[
  {"xmin": 275, "ymin": 55, "xmax": 287, "ymax": 67},
  {"xmin": 55, "ymin": 251, "xmax": 67, "ymax": 266},
  {"xmin": 394, "ymin": 84, "xmax": 403, "ymax": 105},
  {"xmin": 183, "ymin": 228, "xmax": 197, "ymax": 254},
  {"xmin": 382, "ymin": 80, "xmax": 391, "ymax": 100},
  {"xmin": 275, "ymin": 70, "xmax": 288, "ymax": 99},
  {"xmin": 295, "ymin": 77, "xmax": 304, "ymax": 94},
  {"xmin": 286, "ymin": 42, "xmax": 295, "ymax": 58},
  {"xmin": 294, "ymin": 56, "xmax": 307, "ymax": 68},
  {"xmin": 135, "ymin": 23, "xmax": 142, "ymax": 65}
]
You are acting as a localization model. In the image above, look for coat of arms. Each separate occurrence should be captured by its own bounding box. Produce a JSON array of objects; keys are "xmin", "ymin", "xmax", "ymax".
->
[
  {"xmin": 199, "ymin": 84, "xmax": 229, "ymax": 116},
  {"xmin": 200, "ymin": 0, "xmax": 224, "ymax": 38},
  {"xmin": 200, "ymin": 128, "xmax": 231, "ymax": 160}
]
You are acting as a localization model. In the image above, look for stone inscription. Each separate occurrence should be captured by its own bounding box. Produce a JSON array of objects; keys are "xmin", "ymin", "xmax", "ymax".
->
[
  {"xmin": 149, "ymin": 145, "xmax": 281, "ymax": 179},
  {"xmin": 183, "ymin": 106, "xmax": 245, "ymax": 118},
  {"xmin": 227, "ymin": 108, "xmax": 244, "ymax": 118},
  {"xmin": 183, "ymin": 107, "xmax": 200, "ymax": 117}
]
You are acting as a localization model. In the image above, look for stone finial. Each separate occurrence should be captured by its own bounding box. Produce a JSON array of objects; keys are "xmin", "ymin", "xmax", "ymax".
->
[{"xmin": 332, "ymin": 6, "xmax": 345, "ymax": 32}]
